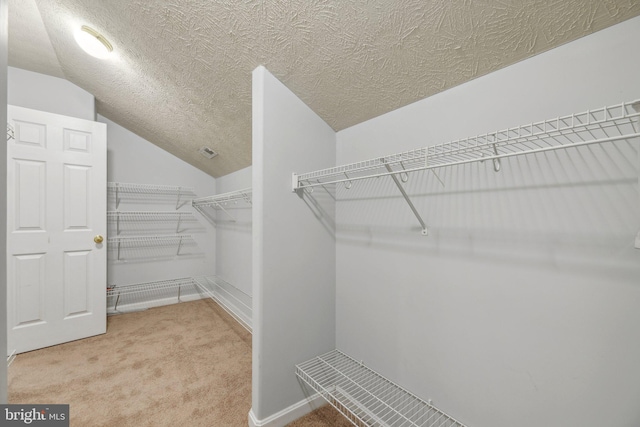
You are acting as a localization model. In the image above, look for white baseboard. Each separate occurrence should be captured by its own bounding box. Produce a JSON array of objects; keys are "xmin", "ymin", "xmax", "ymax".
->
[{"xmin": 248, "ymin": 393, "xmax": 326, "ymax": 427}]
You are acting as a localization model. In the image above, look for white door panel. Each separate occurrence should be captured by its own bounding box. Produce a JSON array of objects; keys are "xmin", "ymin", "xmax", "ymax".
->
[{"xmin": 7, "ymin": 105, "xmax": 106, "ymax": 354}]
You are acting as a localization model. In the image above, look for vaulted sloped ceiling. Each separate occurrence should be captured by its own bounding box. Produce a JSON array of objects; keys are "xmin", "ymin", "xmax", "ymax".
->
[{"xmin": 9, "ymin": 1, "xmax": 640, "ymax": 177}]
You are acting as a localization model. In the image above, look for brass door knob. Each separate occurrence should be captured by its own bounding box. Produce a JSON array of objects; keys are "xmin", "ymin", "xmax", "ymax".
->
[{"xmin": 94, "ymin": 235, "xmax": 104, "ymax": 244}]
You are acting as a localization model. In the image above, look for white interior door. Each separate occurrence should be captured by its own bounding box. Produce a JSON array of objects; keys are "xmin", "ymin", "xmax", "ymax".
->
[{"xmin": 7, "ymin": 105, "xmax": 107, "ymax": 354}]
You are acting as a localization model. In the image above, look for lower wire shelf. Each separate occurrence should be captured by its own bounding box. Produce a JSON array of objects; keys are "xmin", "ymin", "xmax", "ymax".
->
[
  {"xmin": 193, "ymin": 276, "xmax": 252, "ymax": 333},
  {"xmin": 296, "ymin": 350, "xmax": 468, "ymax": 427},
  {"xmin": 107, "ymin": 276, "xmax": 252, "ymax": 333}
]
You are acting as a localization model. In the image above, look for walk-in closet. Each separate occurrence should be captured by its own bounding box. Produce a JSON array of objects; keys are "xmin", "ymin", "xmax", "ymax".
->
[{"xmin": 2, "ymin": 2, "xmax": 640, "ymax": 427}]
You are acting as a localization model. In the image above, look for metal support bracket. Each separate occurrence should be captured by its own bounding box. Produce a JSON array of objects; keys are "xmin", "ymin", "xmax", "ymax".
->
[
  {"xmin": 114, "ymin": 291, "xmax": 121, "ymax": 311},
  {"xmin": 214, "ymin": 202, "xmax": 237, "ymax": 222},
  {"xmin": 383, "ymin": 159, "xmax": 428, "ymax": 236},
  {"xmin": 176, "ymin": 187, "xmax": 182, "ymax": 210},
  {"xmin": 177, "ymin": 236, "xmax": 184, "ymax": 256},
  {"xmin": 115, "ymin": 183, "xmax": 121, "ymax": 209}
]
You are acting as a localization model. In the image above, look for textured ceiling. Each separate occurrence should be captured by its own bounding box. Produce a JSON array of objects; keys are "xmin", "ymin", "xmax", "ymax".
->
[{"xmin": 8, "ymin": 1, "xmax": 640, "ymax": 177}]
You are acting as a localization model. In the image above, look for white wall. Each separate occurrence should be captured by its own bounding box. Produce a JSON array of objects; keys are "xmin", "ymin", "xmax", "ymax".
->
[
  {"xmin": 0, "ymin": 0, "xmax": 9, "ymax": 404},
  {"xmin": 8, "ymin": 66, "xmax": 95, "ymax": 120},
  {"xmin": 251, "ymin": 66, "xmax": 336, "ymax": 423},
  {"xmin": 101, "ymin": 114, "xmax": 217, "ymax": 287},
  {"xmin": 214, "ymin": 166, "xmax": 252, "ymax": 296},
  {"xmin": 335, "ymin": 17, "xmax": 640, "ymax": 427}
]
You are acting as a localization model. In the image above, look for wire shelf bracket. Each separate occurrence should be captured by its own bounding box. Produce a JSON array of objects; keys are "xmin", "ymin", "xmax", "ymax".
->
[
  {"xmin": 384, "ymin": 159, "xmax": 428, "ymax": 236},
  {"xmin": 297, "ymin": 349, "xmax": 469, "ymax": 427},
  {"xmin": 293, "ymin": 100, "xmax": 640, "ymax": 237},
  {"xmin": 192, "ymin": 187, "xmax": 252, "ymax": 223}
]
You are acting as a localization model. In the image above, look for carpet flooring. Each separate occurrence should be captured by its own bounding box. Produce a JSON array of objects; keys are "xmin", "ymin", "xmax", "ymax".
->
[
  {"xmin": 8, "ymin": 298, "xmax": 350, "ymax": 427},
  {"xmin": 9, "ymin": 299, "xmax": 252, "ymax": 426}
]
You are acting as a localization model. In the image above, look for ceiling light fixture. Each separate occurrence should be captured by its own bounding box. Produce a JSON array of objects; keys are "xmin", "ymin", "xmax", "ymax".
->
[{"xmin": 74, "ymin": 25, "xmax": 113, "ymax": 59}]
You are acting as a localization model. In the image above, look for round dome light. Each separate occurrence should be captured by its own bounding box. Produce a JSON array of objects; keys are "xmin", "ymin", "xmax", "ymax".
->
[{"xmin": 74, "ymin": 25, "xmax": 113, "ymax": 59}]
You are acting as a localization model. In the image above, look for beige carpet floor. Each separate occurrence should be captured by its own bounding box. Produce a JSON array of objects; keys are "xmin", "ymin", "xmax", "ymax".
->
[
  {"xmin": 8, "ymin": 298, "xmax": 351, "ymax": 427},
  {"xmin": 9, "ymin": 299, "xmax": 252, "ymax": 426}
]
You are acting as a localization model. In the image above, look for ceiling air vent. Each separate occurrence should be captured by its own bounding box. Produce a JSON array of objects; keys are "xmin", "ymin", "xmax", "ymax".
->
[{"xmin": 198, "ymin": 146, "xmax": 218, "ymax": 159}]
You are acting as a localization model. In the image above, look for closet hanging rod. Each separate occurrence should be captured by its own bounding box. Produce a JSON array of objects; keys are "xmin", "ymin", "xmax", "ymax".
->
[{"xmin": 293, "ymin": 100, "xmax": 640, "ymax": 191}]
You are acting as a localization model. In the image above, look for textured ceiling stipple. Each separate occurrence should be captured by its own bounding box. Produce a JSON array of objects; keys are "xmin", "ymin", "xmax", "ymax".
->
[{"xmin": 8, "ymin": 1, "xmax": 640, "ymax": 178}]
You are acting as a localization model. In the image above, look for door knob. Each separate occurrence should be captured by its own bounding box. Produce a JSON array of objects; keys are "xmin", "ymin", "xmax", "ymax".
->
[{"xmin": 94, "ymin": 235, "xmax": 104, "ymax": 244}]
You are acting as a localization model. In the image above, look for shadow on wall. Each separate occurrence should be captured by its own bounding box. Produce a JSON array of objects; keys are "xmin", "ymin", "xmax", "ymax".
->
[
  {"xmin": 297, "ymin": 184, "xmax": 337, "ymax": 239},
  {"xmin": 333, "ymin": 141, "xmax": 639, "ymax": 279}
]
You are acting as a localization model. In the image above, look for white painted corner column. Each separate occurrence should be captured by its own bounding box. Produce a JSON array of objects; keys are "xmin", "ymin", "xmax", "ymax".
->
[{"xmin": 250, "ymin": 65, "xmax": 336, "ymax": 426}]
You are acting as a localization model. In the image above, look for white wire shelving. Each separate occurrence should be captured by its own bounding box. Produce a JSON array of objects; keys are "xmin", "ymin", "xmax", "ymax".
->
[
  {"xmin": 107, "ymin": 276, "xmax": 252, "ymax": 332},
  {"xmin": 297, "ymin": 349, "xmax": 468, "ymax": 427},
  {"xmin": 107, "ymin": 277, "xmax": 198, "ymax": 312},
  {"xmin": 107, "ymin": 211, "xmax": 197, "ymax": 234},
  {"xmin": 193, "ymin": 276, "xmax": 252, "ymax": 332},
  {"xmin": 7, "ymin": 123, "xmax": 14, "ymax": 141},
  {"xmin": 293, "ymin": 100, "xmax": 640, "ymax": 235},
  {"xmin": 192, "ymin": 188, "xmax": 252, "ymax": 222},
  {"xmin": 108, "ymin": 182, "xmax": 196, "ymax": 209},
  {"xmin": 107, "ymin": 235, "xmax": 193, "ymax": 260}
]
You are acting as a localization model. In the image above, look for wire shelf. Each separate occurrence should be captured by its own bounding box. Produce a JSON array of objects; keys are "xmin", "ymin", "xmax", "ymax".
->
[
  {"xmin": 297, "ymin": 349, "xmax": 468, "ymax": 427},
  {"xmin": 107, "ymin": 235, "xmax": 192, "ymax": 245},
  {"xmin": 107, "ymin": 182, "xmax": 195, "ymax": 195},
  {"xmin": 193, "ymin": 276, "xmax": 252, "ymax": 332},
  {"xmin": 107, "ymin": 277, "xmax": 200, "ymax": 313},
  {"xmin": 107, "ymin": 235, "xmax": 194, "ymax": 260},
  {"xmin": 107, "ymin": 211, "xmax": 196, "ymax": 221},
  {"xmin": 192, "ymin": 187, "xmax": 252, "ymax": 208},
  {"xmin": 107, "ymin": 211, "xmax": 198, "ymax": 235},
  {"xmin": 108, "ymin": 182, "xmax": 196, "ymax": 209},
  {"xmin": 192, "ymin": 188, "xmax": 252, "ymax": 223},
  {"xmin": 107, "ymin": 276, "xmax": 252, "ymax": 331},
  {"xmin": 293, "ymin": 100, "xmax": 640, "ymax": 190}
]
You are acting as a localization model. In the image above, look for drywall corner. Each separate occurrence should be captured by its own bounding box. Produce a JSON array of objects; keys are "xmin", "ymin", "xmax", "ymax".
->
[
  {"xmin": 248, "ymin": 394, "xmax": 326, "ymax": 427},
  {"xmin": 252, "ymin": 65, "xmax": 336, "ymax": 421},
  {"xmin": 215, "ymin": 166, "xmax": 253, "ymax": 296}
]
